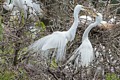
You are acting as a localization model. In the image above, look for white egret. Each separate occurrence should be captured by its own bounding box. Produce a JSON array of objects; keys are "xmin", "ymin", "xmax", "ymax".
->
[
  {"xmin": 28, "ymin": 5, "xmax": 87, "ymax": 62},
  {"xmin": 13, "ymin": 0, "xmax": 43, "ymax": 17},
  {"xmin": 3, "ymin": 0, "xmax": 43, "ymax": 18},
  {"xmin": 66, "ymin": 13, "xmax": 103, "ymax": 67}
]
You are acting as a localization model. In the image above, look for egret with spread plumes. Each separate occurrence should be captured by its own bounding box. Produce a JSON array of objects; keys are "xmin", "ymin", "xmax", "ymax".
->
[
  {"xmin": 28, "ymin": 5, "xmax": 88, "ymax": 62},
  {"xmin": 66, "ymin": 13, "xmax": 103, "ymax": 67}
]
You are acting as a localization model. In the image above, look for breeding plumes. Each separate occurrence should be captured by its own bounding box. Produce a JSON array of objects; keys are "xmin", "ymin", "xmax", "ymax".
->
[
  {"xmin": 66, "ymin": 13, "xmax": 103, "ymax": 67},
  {"xmin": 28, "ymin": 5, "xmax": 88, "ymax": 62}
]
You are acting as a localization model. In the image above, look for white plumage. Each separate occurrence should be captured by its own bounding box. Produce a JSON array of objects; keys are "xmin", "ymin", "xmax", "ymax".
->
[
  {"xmin": 28, "ymin": 5, "xmax": 86, "ymax": 62},
  {"xmin": 3, "ymin": 0, "xmax": 42, "ymax": 18},
  {"xmin": 75, "ymin": 38, "xmax": 94, "ymax": 67},
  {"xmin": 67, "ymin": 13, "xmax": 103, "ymax": 67}
]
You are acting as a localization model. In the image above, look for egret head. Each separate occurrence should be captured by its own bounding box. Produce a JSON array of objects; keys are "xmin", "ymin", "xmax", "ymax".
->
[
  {"xmin": 95, "ymin": 13, "xmax": 103, "ymax": 23},
  {"xmin": 74, "ymin": 5, "xmax": 86, "ymax": 16},
  {"xmin": 75, "ymin": 5, "xmax": 85, "ymax": 11}
]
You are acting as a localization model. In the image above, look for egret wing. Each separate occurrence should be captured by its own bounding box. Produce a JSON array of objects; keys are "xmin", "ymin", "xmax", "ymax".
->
[
  {"xmin": 56, "ymin": 36, "xmax": 68, "ymax": 61},
  {"xmin": 28, "ymin": 34, "xmax": 52, "ymax": 53},
  {"xmin": 42, "ymin": 32, "xmax": 68, "ymax": 61},
  {"xmin": 42, "ymin": 33, "xmax": 64, "ymax": 50}
]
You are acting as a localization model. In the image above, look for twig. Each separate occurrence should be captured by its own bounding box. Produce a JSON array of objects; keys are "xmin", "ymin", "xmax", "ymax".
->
[{"xmin": 47, "ymin": 68, "xmax": 58, "ymax": 80}]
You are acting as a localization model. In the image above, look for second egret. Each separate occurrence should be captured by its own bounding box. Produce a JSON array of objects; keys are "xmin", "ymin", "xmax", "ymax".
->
[{"xmin": 66, "ymin": 13, "xmax": 103, "ymax": 67}]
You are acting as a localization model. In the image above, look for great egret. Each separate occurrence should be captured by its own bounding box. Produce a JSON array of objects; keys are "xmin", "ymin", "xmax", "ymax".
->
[
  {"xmin": 13, "ymin": 0, "xmax": 43, "ymax": 16},
  {"xmin": 28, "ymin": 5, "xmax": 88, "ymax": 62},
  {"xmin": 3, "ymin": 0, "xmax": 42, "ymax": 18},
  {"xmin": 66, "ymin": 13, "xmax": 103, "ymax": 67}
]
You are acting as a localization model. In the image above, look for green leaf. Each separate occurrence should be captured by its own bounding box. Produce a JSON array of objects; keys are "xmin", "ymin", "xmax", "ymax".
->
[
  {"xmin": 106, "ymin": 73, "xmax": 120, "ymax": 80},
  {"xmin": 35, "ymin": 21, "xmax": 46, "ymax": 31},
  {"xmin": 50, "ymin": 58, "xmax": 58, "ymax": 68},
  {"xmin": 35, "ymin": 21, "xmax": 39, "ymax": 27},
  {"xmin": 0, "ymin": 71, "xmax": 15, "ymax": 80},
  {"xmin": 40, "ymin": 22, "xmax": 46, "ymax": 30}
]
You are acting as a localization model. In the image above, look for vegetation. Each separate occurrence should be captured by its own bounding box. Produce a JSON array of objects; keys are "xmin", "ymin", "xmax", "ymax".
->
[{"xmin": 0, "ymin": 0, "xmax": 120, "ymax": 80}]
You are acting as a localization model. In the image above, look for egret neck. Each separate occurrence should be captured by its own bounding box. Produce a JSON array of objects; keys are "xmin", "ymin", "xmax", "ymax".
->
[
  {"xmin": 66, "ymin": 9, "xmax": 80, "ymax": 41},
  {"xmin": 82, "ymin": 22, "xmax": 99, "ymax": 41}
]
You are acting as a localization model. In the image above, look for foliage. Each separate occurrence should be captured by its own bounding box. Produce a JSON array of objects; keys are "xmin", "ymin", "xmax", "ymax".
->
[
  {"xmin": 106, "ymin": 73, "xmax": 120, "ymax": 80},
  {"xmin": 35, "ymin": 21, "xmax": 46, "ymax": 31},
  {"xmin": 0, "ymin": 0, "xmax": 120, "ymax": 80},
  {"xmin": 50, "ymin": 58, "xmax": 58, "ymax": 68},
  {"xmin": 0, "ymin": 71, "xmax": 14, "ymax": 80}
]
